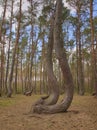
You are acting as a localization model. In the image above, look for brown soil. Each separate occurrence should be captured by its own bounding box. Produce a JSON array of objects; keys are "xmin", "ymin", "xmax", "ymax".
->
[{"xmin": 0, "ymin": 94, "xmax": 97, "ymax": 130}]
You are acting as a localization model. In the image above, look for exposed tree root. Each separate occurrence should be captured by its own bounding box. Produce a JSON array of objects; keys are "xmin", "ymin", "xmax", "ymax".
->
[
  {"xmin": 24, "ymin": 89, "xmax": 33, "ymax": 96},
  {"xmin": 34, "ymin": 95, "xmax": 49, "ymax": 105},
  {"xmin": 33, "ymin": 95, "xmax": 73, "ymax": 114},
  {"xmin": 33, "ymin": 93, "xmax": 59, "ymax": 106}
]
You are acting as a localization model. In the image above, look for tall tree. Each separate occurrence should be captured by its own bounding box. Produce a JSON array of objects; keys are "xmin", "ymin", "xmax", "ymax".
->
[
  {"xmin": 76, "ymin": 1, "xmax": 84, "ymax": 95},
  {"xmin": 90, "ymin": 0, "xmax": 97, "ymax": 96},
  {"xmin": 33, "ymin": 14, "xmax": 59, "ymax": 106},
  {"xmin": 7, "ymin": 0, "xmax": 22, "ymax": 97},
  {"xmin": 0, "ymin": 0, "xmax": 8, "ymax": 96},
  {"xmin": 28, "ymin": 0, "xmax": 37, "ymax": 94},
  {"xmin": 66, "ymin": 0, "xmax": 89, "ymax": 95},
  {"xmin": 5, "ymin": 0, "xmax": 14, "ymax": 94},
  {"xmin": 33, "ymin": 0, "xmax": 74, "ymax": 114}
]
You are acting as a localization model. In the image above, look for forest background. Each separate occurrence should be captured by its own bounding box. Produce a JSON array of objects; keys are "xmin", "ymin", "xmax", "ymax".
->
[{"xmin": 0, "ymin": 0, "xmax": 97, "ymax": 97}]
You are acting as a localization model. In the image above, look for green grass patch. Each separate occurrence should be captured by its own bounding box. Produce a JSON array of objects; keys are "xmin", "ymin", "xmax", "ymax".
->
[
  {"xmin": 0, "ymin": 98, "xmax": 16, "ymax": 107},
  {"xmin": 0, "ymin": 95, "xmax": 22, "ymax": 107}
]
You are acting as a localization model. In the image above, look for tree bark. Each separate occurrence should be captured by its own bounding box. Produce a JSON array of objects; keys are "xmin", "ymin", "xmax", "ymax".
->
[
  {"xmin": 0, "ymin": 0, "xmax": 7, "ymax": 96},
  {"xmin": 14, "ymin": 47, "xmax": 19, "ymax": 94},
  {"xmin": 5, "ymin": 0, "xmax": 14, "ymax": 94},
  {"xmin": 76, "ymin": 2, "xmax": 84, "ymax": 95},
  {"xmin": 7, "ymin": 0, "xmax": 22, "ymax": 97},
  {"xmin": 33, "ymin": 14, "xmax": 59, "ymax": 106},
  {"xmin": 20, "ymin": 52, "xmax": 23, "ymax": 93},
  {"xmin": 27, "ymin": 0, "xmax": 37, "ymax": 94},
  {"xmin": 90, "ymin": 0, "xmax": 97, "ymax": 96},
  {"xmin": 33, "ymin": 0, "xmax": 74, "ymax": 114}
]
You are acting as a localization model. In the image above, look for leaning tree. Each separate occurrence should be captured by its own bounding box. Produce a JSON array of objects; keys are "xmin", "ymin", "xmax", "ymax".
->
[
  {"xmin": 34, "ymin": 14, "xmax": 60, "ymax": 106},
  {"xmin": 32, "ymin": 0, "xmax": 74, "ymax": 114}
]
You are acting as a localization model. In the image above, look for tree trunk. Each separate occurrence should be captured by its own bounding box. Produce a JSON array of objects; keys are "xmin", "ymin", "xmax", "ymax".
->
[
  {"xmin": 90, "ymin": 0, "xmax": 97, "ymax": 96},
  {"xmin": 0, "ymin": 0, "xmax": 7, "ymax": 96},
  {"xmin": 33, "ymin": 14, "xmax": 59, "ymax": 107},
  {"xmin": 34, "ymin": 52, "xmax": 37, "ymax": 94},
  {"xmin": 39, "ymin": 58, "xmax": 42, "ymax": 94},
  {"xmin": 33, "ymin": 0, "xmax": 74, "ymax": 114},
  {"xmin": 7, "ymin": 0, "xmax": 22, "ymax": 97},
  {"xmin": 77, "ymin": 2, "xmax": 84, "ymax": 95},
  {"xmin": 24, "ymin": 61, "xmax": 28, "ymax": 93},
  {"xmin": 14, "ymin": 47, "xmax": 19, "ymax": 94},
  {"xmin": 5, "ymin": 0, "xmax": 14, "ymax": 94},
  {"xmin": 42, "ymin": 36, "xmax": 45, "ymax": 93},
  {"xmin": 20, "ymin": 52, "xmax": 23, "ymax": 93},
  {"xmin": 27, "ymin": 0, "xmax": 37, "ymax": 94},
  {"xmin": 75, "ymin": 28, "xmax": 79, "ymax": 93}
]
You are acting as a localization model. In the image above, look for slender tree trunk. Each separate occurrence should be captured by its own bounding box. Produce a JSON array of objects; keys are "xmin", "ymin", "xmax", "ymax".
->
[
  {"xmin": 42, "ymin": 37, "xmax": 45, "ymax": 93},
  {"xmin": 39, "ymin": 59, "xmax": 42, "ymax": 94},
  {"xmin": 24, "ymin": 61, "xmax": 28, "ymax": 92},
  {"xmin": 14, "ymin": 47, "xmax": 19, "ymax": 94},
  {"xmin": 90, "ymin": 0, "xmax": 97, "ymax": 96},
  {"xmin": 5, "ymin": 0, "xmax": 14, "ymax": 94},
  {"xmin": 0, "ymin": 0, "xmax": 7, "ymax": 96},
  {"xmin": 7, "ymin": 0, "xmax": 22, "ymax": 97},
  {"xmin": 75, "ymin": 29, "xmax": 79, "ymax": 93},
  {"xmin": 27, "ymin": 0, "xmax": 36, "ymax": 94},
  {"xmin": 34, "ymin": 52, "xmax": 37, "ymax": 94},
  {"xmin": 41, "ymin": 36, "xmax": 45, "ymax": 94},
  {"xmin": 77, "ymin": 3, "xmax": 84, "ymax": 95},
  {"xmin": 1, "ymin": 39, "xmax": 5, "ymax": 93},
  {"xmin": 0, "ymin": 45, "xmax": 4, "ymax": 96},
  {"xmin": 0, "ymin": 0, "xmax": 7, "ymax": 41},
  {"xmin": 87, "ymin": 62, "xmax": 90, "ymax": 92},
  {"xmin": 20, "ymin": 52, "xmax": 23, "ymax": 93}
]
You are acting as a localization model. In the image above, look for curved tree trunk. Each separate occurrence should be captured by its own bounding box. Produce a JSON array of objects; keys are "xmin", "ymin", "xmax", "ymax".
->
[
  {"xmin": 33, "ymin": 0, "xmax": 74, "ymax": 114},
  {"xmin": 33, "ymin": 15, "xmax": 59, "ymax": 106}
]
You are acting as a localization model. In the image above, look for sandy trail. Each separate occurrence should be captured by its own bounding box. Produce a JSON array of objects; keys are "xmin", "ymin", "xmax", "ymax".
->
[{"xmin": 0, "ymin": 95, "xmax": 97, "ymax": 130}]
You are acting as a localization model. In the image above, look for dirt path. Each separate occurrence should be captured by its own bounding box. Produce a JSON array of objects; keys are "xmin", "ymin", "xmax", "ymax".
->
[{"xmin": 0, "ymin": 95, "xmax": 97, "ymax": 130}]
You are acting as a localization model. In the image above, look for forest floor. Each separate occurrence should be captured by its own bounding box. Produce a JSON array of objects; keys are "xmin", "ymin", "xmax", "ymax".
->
[{"xmin": 0, "ymin": 94, "xmax": 97, "ymax": 130}]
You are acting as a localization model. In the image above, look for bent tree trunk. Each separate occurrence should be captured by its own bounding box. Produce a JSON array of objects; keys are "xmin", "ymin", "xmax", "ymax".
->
[
  {"xmin": 33, "ymin": 15, "xmax": 59, "ymax": 106},
  {"xmin": 33, "ymin": 0, "xmax": 74, "ymax": 114}
]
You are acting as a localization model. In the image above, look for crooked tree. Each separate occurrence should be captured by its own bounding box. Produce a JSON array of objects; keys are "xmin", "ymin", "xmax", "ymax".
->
[
  {"xmin": 32, "ymin": 0, "xmax": 74, "ymax": 114},
  {"xmin": 33, "ymin": 13, "xmax": 59, "ymax": 106}
]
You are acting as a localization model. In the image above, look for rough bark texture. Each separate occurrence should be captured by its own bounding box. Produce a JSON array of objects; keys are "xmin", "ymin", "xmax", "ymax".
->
[
  {"xmin": 33, "ymin": 15, "xmax": 59, "ymax": 106},
  {"xmin": 24, "ymin": 89, "xmax": 33, "ymax": 96},
  {"xmin": 33, "ymin": 0, "xmax": 74, "ymax": 114}
]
